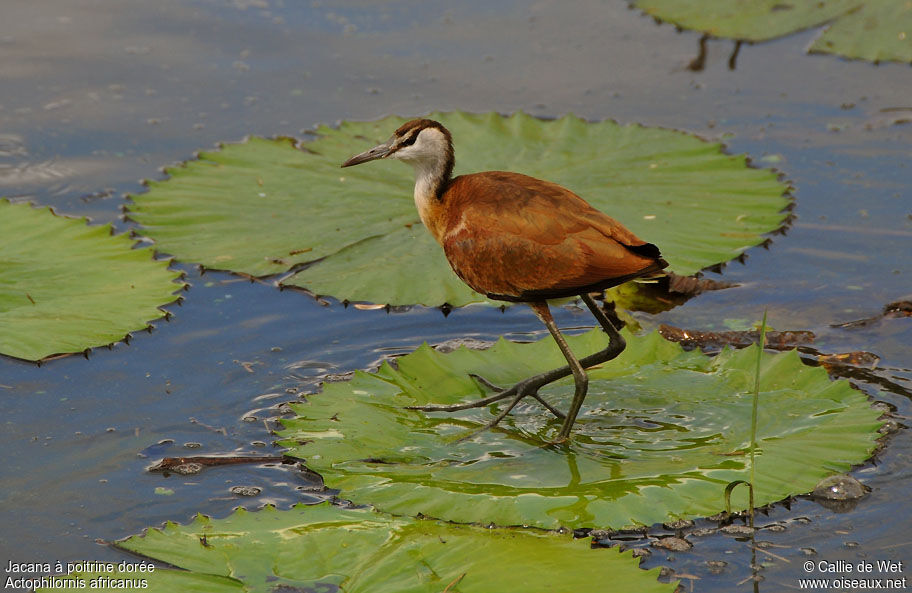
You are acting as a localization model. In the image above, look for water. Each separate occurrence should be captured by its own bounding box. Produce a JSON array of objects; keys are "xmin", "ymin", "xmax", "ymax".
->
[{"xmin": 1, "ymin": 1, "xmax": 910, "ymax": 591}]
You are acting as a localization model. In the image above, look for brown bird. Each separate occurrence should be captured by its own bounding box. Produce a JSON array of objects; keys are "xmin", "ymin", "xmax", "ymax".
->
[{"xmin": 342, "ymin": 118, "xmax": 667, "ymax": 441}]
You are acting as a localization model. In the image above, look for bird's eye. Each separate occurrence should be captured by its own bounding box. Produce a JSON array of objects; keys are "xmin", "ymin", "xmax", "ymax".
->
[{"xmin": 399, "ymin": 132, "xmax": 419, "ymax": 147}]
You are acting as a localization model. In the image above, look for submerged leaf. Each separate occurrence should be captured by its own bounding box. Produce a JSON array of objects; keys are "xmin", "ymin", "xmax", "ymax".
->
[
  {"xmin": 0, "ymin": 200, "xmax": 183, "ymax": 361},
  {"xmin": 38, "ymin": 503, "xmax": 675, "ymax": 593},
  {"xmin": 279, "ymin": 330, "xmax": 881, "ymax": 529},
  {"xmin": 128, "ymin": 112, "xmax": 789, "ymax": 307}
]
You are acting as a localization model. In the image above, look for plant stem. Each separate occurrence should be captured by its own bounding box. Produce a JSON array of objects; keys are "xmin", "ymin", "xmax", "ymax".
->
[{"xmin": 748, "ymin": 311, "xmax": 768, "ymax": 528}]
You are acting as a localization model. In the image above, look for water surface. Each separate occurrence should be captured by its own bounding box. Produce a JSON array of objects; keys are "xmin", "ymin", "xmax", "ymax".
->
[{"xmin": 1, "ymin": 1, "xmax": 910, "ymax": 591}]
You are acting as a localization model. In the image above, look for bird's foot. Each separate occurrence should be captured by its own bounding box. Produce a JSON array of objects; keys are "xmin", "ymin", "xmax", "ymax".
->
[
  {"xmin": 545, "ymin": 435, "xmax": 571, "ymax": 446},
  {"xmin": 405, "ymin": 373, "xmax": 565, "ymax": 420},
  {"xmin": 472, "ymin": 374, "xmax": 566, "ymax": 419},
  {"xmin": 449, "ymin": 378, "xmax": 548, "ymax": 442}
]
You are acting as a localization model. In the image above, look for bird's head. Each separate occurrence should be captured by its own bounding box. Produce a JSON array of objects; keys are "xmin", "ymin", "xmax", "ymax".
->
[{"xmin": 341, "ymin": 118, "xmax": 453, "ymax": 169}]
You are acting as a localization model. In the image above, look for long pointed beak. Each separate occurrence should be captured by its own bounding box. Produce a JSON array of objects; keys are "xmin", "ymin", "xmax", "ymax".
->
[{"xmin": 341, "ymin": 140, "xmax": 394, "ymax": 168}]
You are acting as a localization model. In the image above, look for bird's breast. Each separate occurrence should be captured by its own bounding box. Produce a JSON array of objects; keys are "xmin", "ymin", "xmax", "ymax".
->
[{"xmin": 413, "ymin": 186, "xmax": 446, "ymax": 243}]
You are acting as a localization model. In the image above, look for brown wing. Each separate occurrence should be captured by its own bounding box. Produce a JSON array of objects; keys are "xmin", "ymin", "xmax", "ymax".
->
[{"xmin": 439, "ymin": 172, "xmax": 667, "ymax": 301}]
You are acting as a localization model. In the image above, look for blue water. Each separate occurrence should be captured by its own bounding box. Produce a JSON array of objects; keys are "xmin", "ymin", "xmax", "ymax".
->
[{"xmin": 1, "ymin": 1, "xmax": 910, "ymax": 591}]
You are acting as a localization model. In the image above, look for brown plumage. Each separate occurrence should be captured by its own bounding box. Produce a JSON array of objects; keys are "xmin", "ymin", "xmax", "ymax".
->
[
  {"xmin": 342, "ymin": 118, "xmax": 667, "ymax": 441},
  {"xmin": 438, "ymin": 172, "xmax": 665, "ymax": 301}
]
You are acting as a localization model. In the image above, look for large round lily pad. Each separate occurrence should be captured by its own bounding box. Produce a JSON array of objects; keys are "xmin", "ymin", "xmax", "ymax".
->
[
  {"xmin": 279, "ymin": 330, "xmax": 881, "ymax": 529},
  {"xmin": 0, "ymin": 200, "xmax": 183, "ymax": 361},
  {"xmin": 38, "ymin": 503, "xmax": 675, "ymax": 593},
  {"xmin": 127, "ymin": 111, "xmax": 789, "ymax": 307},
  {"xmin": 635, "ymin": 0, "xmax": 912, "ymax": 64}
]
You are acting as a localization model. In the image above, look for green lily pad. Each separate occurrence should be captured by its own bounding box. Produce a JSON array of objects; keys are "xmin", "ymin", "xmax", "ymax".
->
[
  {"xmin": 38, "ymin": 503, "xmax": 675, "ymax": 593},
  {"xmin": 810, "ymin": 0, "xmax": 912, "ymax": 63},
  {"xmin": 279, "ymin": 330, "xmax": 881, "ymax": 529},
  {"xmin": 0, "ymin": 200, "xmax": 183, "ymax": 361},
  {"xmin": 634, "ymin": 0, "xmax": 859, "ymax": 42},
  {"xmin": 634, "ymin": 0, "xmax": 912, "ymax": 64},
  {"xmin": 128, "ymin": 111, "xmax": 789, "ymax": 307}
]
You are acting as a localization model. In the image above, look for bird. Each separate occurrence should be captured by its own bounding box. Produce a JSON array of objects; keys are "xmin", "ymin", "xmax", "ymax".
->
[{"xmin": 341, "ymin": 118, "xmax": 667, "ymax": 441}]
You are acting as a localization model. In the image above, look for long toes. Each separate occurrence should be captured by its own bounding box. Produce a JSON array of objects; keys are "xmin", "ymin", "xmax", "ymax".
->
[
  {"xmin": 405, "ymin": 403, "xmax": 459, "ymax": 412},
  {"xmin": 405, "ymin": 401, "xmax": 490, "ymax": 412},
  {"xmin": 407, "ymin": 372, "xmax": 569, "ymax": 428},
  {"xmin": 404, "ymin": 386, "xmax": 518, "ymax": 412},
  {"xmin": 529, "ymin": 393, "xmax": 566, "ymax": 420},
  {"xmin": 468, "ymin": 373, "xmax": 502, "ymax": 392}
]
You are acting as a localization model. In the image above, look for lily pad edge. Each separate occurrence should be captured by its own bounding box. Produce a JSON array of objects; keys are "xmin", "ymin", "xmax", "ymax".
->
[
  {"xmin": 278, "ymin": 328, "xmax": 883, "ymax": 530},
  {"xmin": 125, "ymin": 111, "xmax": 795, "ymax": 310},
  {"xmin": 0, "ymin": 198, "xmax": 187, "ymax": 363}
]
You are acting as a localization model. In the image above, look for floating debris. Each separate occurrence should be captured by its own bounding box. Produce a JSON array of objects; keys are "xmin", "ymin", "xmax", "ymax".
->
[
  {"xmin": 170, "ymin": 463, "xmax": 203, "ymax": 475},
  {"xmin": 652, "ymin": 536, "xmax": 692, "ymax": 551},
  {"xmin": 818, "ymin": 351, "xmax": 880, "ymax": 370},
  {"xmin": 706, "ymin": 560, "xmax": 727, "ymax": 575},
  {"xmin": 719, "ymin": 524, "xmax": 755, "ymax": 537},
  {"xmin": 149, "ymin": 454, "xmax": 290, "ymax": 474},
  {"xmin": 662, "ymin": 519, "xmax": 695, "ymax": 531},
  {"xmin": 658, "ymin": 324, "xmax": 814, "ymax": 350},
  {"xmin": 832, "ymin": 297, "xmax": 912, "ymax": 328}
]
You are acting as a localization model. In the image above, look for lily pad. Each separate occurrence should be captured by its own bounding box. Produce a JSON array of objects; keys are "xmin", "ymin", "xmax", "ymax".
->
[
  {"xmin": 279, "ymin": 330, "xmax": 881, "ymax": 529},
  {"xmin": 810, "ymin": 0, "xmax": 912, "ymax": 63},
  {"xmin": 0, "ymin": 200, "xmax": 183, "ymax": 361},
  {"xmin": 634, "ymin": 0, "xmax": 912, "ymax": 64},
  {"xmin": 128, "ymin": 111, "xmax": 789, "ymax": 307},
  {"xmin": 38, "ymin": 503, "xmax": 675, "ymax": 593}
]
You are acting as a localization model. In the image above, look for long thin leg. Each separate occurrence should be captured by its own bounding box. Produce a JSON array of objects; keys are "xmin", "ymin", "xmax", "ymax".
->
[
  {"xmin": 448, "ymin": 301, "xmax": 582, "ymax": 442},
  {"xmin": 579, "ymin": 293, "xmax": 625, "ymax": 346},
  {"xmin": 528, "ymin": 302, "xmax": 588, "ymax": 441},
  {"xmin": 408, "ymin": 294, "xmax": 627, "ymax": 438}
]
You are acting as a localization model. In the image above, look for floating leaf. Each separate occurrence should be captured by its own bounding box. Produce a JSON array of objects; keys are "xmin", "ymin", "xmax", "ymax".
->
[
  {"xmin": 0, "ymin": 200, "xmax": 183, "ymax": 361},
  {"xmin": 279, "ymin": 330, "xmax": 881, "ymax": 529},
  {"xmin": 128, "ymin": 111, "xmax": 788, "ymax": 307},
  {"xmin": 810, "ymin": 0, "xmax": 912, "ymax": 63},
  {"xmin": 634, "ymin": 0, "xmax": 859, "ymax": 42},
  {"xmin": 634, "ymin": 0, "xmax": 912, "ymax": 64},
  {"xmin": 38, "ymin": 503, "xmax": 675, "ymax": 593}
]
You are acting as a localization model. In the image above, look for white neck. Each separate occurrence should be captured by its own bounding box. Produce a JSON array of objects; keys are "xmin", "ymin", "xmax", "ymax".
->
[
  {"xmin": 412, "ymin": 159, "xmax": 445, "ymax": 229},
  {"xmin": 392, "ymin": 127, "xmax": 451, "ymax": 231}
]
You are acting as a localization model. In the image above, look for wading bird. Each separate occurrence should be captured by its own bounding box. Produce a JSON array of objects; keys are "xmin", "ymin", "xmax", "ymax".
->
[{"xmin": 342, "ymin": 118, "xmax": 667, "ymax": 441}]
